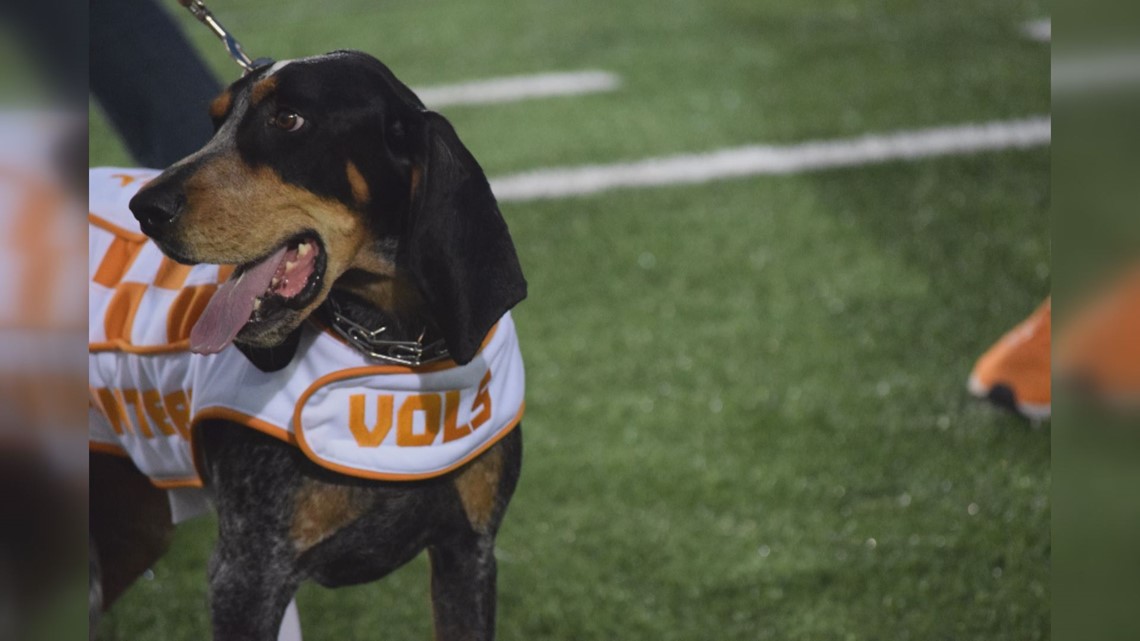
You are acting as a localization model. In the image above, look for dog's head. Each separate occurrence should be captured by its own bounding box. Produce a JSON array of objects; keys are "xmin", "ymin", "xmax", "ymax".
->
[{"xmin": 129, "ymin": 51, "xmax": 525, "ymax": 365}]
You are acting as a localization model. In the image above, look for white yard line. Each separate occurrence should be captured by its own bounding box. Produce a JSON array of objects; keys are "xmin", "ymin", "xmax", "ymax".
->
[
  {"xmin": 1032, "ymin": 16, "xmax": 1140, "ymax": 94},
  {"xmin": 1053, "ymin": 51, "xmax": 1140, "ymax": 93},
  {"xmin": 490, "ymin": 117, "xmax": 1051, "ymax": 202},
  {"xmin": 1022, "ymin": 19, "xmax": 1051, "ymax": 42},
  {"xmin": 414, "ymin": 71, "xmax": 621, "ymax": 108}
]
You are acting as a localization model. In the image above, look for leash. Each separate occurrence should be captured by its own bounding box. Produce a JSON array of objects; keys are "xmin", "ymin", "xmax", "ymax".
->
[{"xmin": 176, "ymin": 0, "xmax": 269, "ymax": 74}]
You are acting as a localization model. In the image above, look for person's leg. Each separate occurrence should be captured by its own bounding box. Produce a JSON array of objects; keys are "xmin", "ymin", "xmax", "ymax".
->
[{"xmin": 90, "ymin": 0, "xmax": 221, "ymax": 168}]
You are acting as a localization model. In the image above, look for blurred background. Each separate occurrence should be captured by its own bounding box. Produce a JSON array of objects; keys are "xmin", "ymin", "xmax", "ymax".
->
[
  {"xmin": 11, "ymin": 0, "xmax": 1140, "ymax": 638},
  {"xmin": 0, "ymin": 0, "xmax": 87, "ymax": 640}
]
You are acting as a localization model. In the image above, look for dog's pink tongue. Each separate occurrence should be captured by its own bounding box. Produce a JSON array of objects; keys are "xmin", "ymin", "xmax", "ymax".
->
[{"xmin": 190, "ymin": 246, "xmax": 289, "ymax": 354}]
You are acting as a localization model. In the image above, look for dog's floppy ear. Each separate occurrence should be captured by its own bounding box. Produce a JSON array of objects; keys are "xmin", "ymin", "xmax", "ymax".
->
[{"xmin": 400, "ymin": 112, "xmax": 526, "ymax": 365}]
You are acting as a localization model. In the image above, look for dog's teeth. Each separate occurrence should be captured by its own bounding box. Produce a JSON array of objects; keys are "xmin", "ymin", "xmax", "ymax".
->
[
  {"xmin": 253, "ymin": 298, "xmax": 262, "ymax": 311},
  {"xmin": 271, "ymin": 277, "xmax": 280, "ymax": 287},
  {"xmin": 285, "ymin": 260, "xmax": 297, "ymax": 272},
  {"xmin": 297, "ymin": 243, "xmax": 311, "ymax": 257}
]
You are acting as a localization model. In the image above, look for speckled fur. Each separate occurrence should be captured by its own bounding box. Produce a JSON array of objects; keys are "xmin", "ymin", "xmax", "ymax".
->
[{"xmin": 195, "ymin": 424, "xmax": 522, "ymax": 640}]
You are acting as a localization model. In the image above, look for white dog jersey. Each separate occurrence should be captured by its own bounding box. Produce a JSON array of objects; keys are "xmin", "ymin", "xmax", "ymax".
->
[{"xmin": 89, "ymin": 168, "xmax": 525, "ymax": 493}]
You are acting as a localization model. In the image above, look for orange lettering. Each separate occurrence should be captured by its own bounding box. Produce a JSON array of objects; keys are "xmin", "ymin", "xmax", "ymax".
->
[
  {"xmin": 397, "ymin": 394, "xmax": 441, "ymax": 447},
  {"xmin": 142, "ymin": 389, "xmax": 176, "ymax": 436},
  {"xmin": 163, "ymin": 390, "xmax": 193, "ymax": 440},
  {"xmin": 117, "ymin": 389, "xmax": 153, "ymax": 437},
  {"xmin": 348, "ymin": 394, "xmax": 394, "ymax": 447},
  {"xmin": 442, "ymin": 391, "xmax": 469, "ymax": 443},
  {"xmin": 93, "ymin": 387, "xmax": 195, "ymax": 440},
  {"xmin": 94, "ymin": 387, "xmax": 126, "ymax": 435},
  {"xmin": 469, "ymin": 371, "xmax": 493, "ymax": 431}
]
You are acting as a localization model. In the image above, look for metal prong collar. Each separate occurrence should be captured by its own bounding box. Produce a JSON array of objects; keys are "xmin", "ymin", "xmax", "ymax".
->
[{"xmin": 325, "ymin": 298, "xmax": 450, "ymax": 367}]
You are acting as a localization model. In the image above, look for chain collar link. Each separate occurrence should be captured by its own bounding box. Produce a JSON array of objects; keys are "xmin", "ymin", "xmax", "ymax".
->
[{"xmin": 324, "ymin": 298, "xmax": 449, "ymax": 367}]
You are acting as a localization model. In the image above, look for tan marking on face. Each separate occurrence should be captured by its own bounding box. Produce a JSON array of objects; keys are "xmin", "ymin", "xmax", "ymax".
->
[
  {"xmin": 345, "ymin": 160, "xmax": 370, "ymax": 205},
  {"xmin": 409, "ymin": 165, "xmax": 423, "ymax": 198},
  {"xmin": 173, "ymin": 153, "xmax": 366, "ymax": 343},
  {"xmin": 180, "ymin": 154, "xmax": 361, "ymax": 264},
  {"xmin": 327, "ymin": 235, "xmax": 427, "ymax": 317},
  {"xmin": 290, "ymin": 479, "xmax": 368, "ymax": 553},
  {"xmin": 208, "ymin": 91, "xmax": 232, "ymax": 120},
  {"xmin": 251, "ymin": 75, "xmax": 278, "ymax": 105},
  {"xmin": 453, "ymin": 446, "xmax": 504, "ymax": 533}
]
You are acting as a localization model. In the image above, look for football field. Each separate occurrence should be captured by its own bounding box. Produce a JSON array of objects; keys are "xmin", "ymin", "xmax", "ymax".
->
[{"xmin": 90, "ymin": 0, "xmax": 1051, "ymax": 638}]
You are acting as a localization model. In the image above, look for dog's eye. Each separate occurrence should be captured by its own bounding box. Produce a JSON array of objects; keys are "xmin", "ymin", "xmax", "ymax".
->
[{"xmin": 271, "ymin": 111, "xmax": 305, "ymax": 132}]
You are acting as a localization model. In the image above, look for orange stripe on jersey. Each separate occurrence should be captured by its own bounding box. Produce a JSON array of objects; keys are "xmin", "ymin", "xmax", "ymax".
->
[
  {"xmin": 93, "ymin": 236, "xmax": 146, "ymax": 288},
  {"xmin": 167, "ymin": 284, "xmax": 217, "ymax": 344},
  {"xmin": 23, "ymin": 252, "xmax": 61, "ymax": 324},
  {"xmin": 89, "ymin": 441, "xmax": 130, "ymax": 457},
  {"xmin": 12, "ymin": 179, "xmax": 61, "ymax": 252},
  {"xmin": 153, "ymin": 257, "xmax": 193, "ymax": 290},
  {"xmin": 89, "ymin": 340, "xmax": 191, "ymax": 354},
  {"xmin": 103, "ymin": 282, "xmax": 147, "ymax": 344},
  {"xmin": 216, "ymin": 265, "xmax": 236, "ymax": 282},
  {"xmin": 118, "ymin": 388, "xmax": 154, "ymax": 438},
  {"xmin": 89, "ymin": 213, "xmax": 148, "ymax": 243},
  {"xmin": 150, "ymin": 477, "xmax": 204, "ymax": 489}
]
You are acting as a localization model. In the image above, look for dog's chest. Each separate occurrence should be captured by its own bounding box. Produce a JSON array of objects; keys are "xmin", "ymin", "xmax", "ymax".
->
[{"xmin": 88, "ymin": 168, "xmax": 525, "ymax": 498}]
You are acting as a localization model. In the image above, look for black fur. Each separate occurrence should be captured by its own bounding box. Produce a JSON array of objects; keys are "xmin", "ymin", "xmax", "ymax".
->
[{"xmin": 402, "ymin": 112, "xmax": 527, "ymax": 364}]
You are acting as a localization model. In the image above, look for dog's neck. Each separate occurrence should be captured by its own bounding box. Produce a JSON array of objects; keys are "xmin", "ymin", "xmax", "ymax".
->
[
  {"xmin": 323, "ymin": 270, "xmax": 436, "ymax": 343},
  {"xmin": 236, "ymin": 274, "xmax": 437, "ymax": 373},
  {"xmin": 321, "ymin": 237, "xmax": 438, "ymax": 344}
]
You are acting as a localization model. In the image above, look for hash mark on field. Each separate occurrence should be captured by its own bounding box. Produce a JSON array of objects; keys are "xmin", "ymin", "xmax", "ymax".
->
[
  {"xmin": 1053, "ymin": 51, "xmax": 1140, "ymax": 93},
  {"xmin": 1022, "ymin": 19, "xmax": 1051, "ymax": 42},
  {"xmin": 414, "ymin": 71, "xmax": 621, "ymax": 108},
  {"xmin": 490, "ymin": 117, "xmax": 1051, "ymax": 202}
]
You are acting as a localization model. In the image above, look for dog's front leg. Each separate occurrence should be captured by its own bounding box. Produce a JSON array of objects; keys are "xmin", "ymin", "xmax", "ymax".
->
[
  {"xmin": 209, "ymin": 536, "xmax": 300, "ymax": 641},
  {"xmin": 428, "ymin": 532, "xmax": 499, "ymax": 641},
  {"xmin": 199, "ymin": 422, "xmax": 303, "ymax": 641}
]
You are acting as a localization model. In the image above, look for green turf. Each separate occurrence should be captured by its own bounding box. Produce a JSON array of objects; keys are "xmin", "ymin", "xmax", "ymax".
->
[{"xmin": 92, "ymin": 0, "xmax": 1050, "ymax": 638}]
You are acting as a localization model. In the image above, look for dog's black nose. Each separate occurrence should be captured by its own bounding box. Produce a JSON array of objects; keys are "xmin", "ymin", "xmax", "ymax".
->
[{"xmin": 129, "ymin": 186, "xmax": 185, "ymax": 234}]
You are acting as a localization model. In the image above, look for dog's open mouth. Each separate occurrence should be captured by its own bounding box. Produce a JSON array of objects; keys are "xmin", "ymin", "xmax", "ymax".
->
[{"xmin": 189, "ymin": 233, "xmax": 326, "ymax": 354}]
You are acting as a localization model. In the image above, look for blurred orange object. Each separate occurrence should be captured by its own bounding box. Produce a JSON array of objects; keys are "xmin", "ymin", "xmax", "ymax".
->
[
  {"xmin": 1056, "ymin": 266, "xmax": 1140, "ymax": 409},
  {"xmin": 968, "ymin": 299, "xmax": 1052, "ymax": 420}
]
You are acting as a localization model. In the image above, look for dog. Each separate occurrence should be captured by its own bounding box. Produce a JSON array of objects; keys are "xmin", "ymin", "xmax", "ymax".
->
[{"xmin": 89, "ymin": 50, "xmax": 528, "ymax": 640}]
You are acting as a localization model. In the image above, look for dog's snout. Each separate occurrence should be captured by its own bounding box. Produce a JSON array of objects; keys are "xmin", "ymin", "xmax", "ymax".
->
[{"xmin": 130, "ymin": 186, "xmax": 186, "ymax": 234}]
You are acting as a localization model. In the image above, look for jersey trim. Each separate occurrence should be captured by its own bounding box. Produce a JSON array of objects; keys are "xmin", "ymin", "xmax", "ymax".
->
[{"xmin": 89, "ymin": 441, "xmax": 129, "ymax": 457}]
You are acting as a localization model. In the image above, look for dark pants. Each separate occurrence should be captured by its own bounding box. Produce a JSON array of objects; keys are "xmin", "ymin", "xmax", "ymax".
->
[{"xmin": 90, "ymin": 0, "xmax": 220, "ymax": 168}]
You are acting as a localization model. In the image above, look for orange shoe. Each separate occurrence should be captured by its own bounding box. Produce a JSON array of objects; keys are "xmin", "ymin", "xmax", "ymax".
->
[
  {"xmin": 1056, "ymin": 265, "xmax": 1140, "ymax": 409},
  {"xmin": 968, "ymin": 299, "xmax": 1051, "ymax": 420}
]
